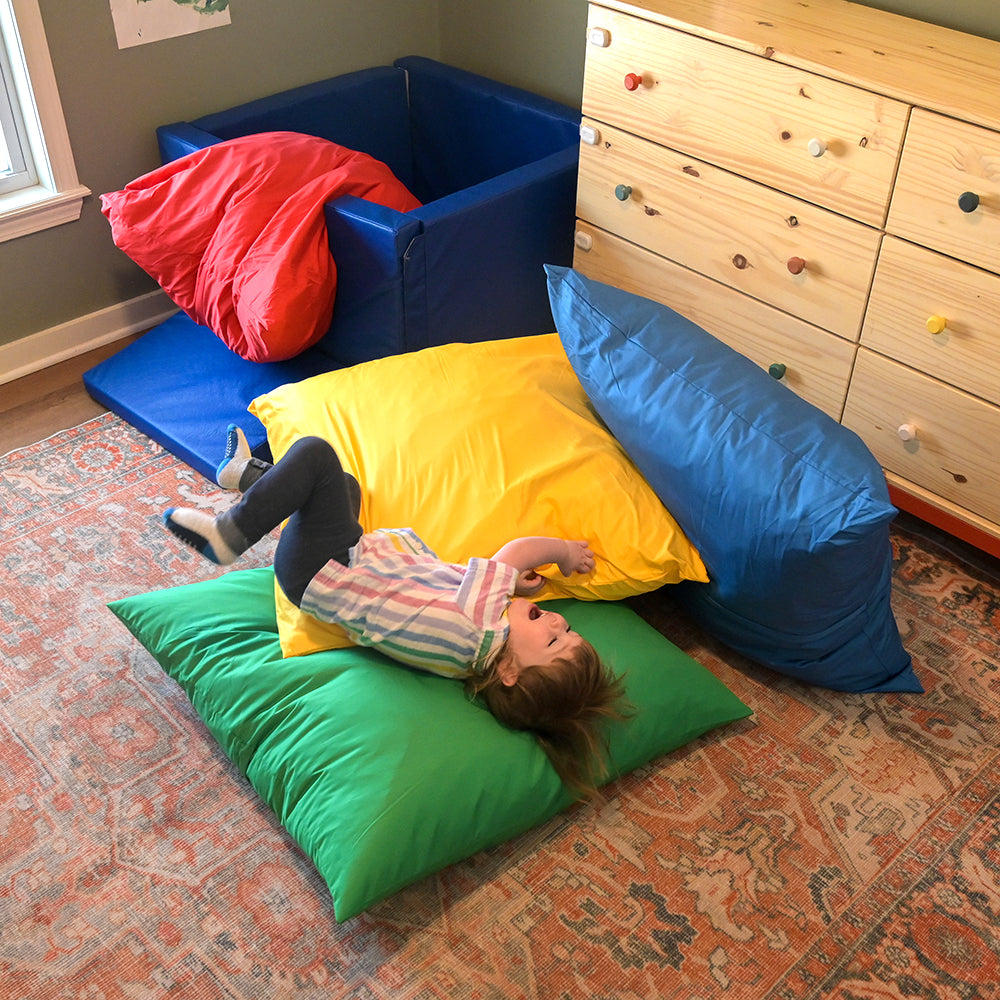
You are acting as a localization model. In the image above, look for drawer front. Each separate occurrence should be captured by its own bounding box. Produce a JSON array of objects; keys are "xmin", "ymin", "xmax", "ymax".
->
[
  {"xmin": 889, "ymin": 109, "xmax": 1000, "ymax": 274},
  {"xmin": 843, "ymin": 349, "xmax": 1000, "ymax": 525},
  {"xmin": 582, "ymin": 6, "xmax": 907, "ymax": 225},
  {"xmin": 863, "ymin": 236, "xmax": 1000, "ymax": 406},
  {"xmin": 573, "ymin": 221, "xmax": 855, "ymax": 420},
  {"xmin": 577, "ymin": 120, "xmax": 880, "ymax": 340}
]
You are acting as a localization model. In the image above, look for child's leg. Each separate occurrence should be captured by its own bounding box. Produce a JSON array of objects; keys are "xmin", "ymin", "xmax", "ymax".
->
[
  {"xmin": 232, "ymin": 437, "xmax": 363, "ymax": 605},
  {"xmin": 216, "ymin": 426, "xmax": 362, "ymax": 517},
  {"xmin": 164, "ymin": 437, "xmax": 362, "ymax": 599}
]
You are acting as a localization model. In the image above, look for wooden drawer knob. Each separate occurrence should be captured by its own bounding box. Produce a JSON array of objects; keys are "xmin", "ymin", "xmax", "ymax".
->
[
  {"xmin": 615, "ymin": 183, "xmax": 633, "ymax": 201},
  {"xmin": 897, "ymin": 423, "xmax": 918, "ymax": 442},
  {"xmin": 786, "ymin": 256, "xmax": 807, "ymax": 275},
  {"xmin": 958, "ymin": 191, "xmax": 980, "ymax": 213},
  {"xmin": 768, "ymin": 362, "xmax": 787, "ymax": 381},
  {"xmin": 807, "ymin": 138, "xmax": 827, "ymax": 158},
  {"xmin": 926, "ymin": 315, "xmax": 947, "ymax": 334},
  {"xmin": 623, "ymin": 72, "xmax": 643, "ymax": 91}
]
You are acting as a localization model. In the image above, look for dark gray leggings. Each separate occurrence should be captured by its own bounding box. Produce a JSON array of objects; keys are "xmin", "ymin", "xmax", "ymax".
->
[{"xmin": 226, "ymin": 436, "xmax": 363, "ymax": 606}]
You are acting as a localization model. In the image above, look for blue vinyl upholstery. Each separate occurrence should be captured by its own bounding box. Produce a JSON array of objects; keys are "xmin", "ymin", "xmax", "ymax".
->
[{"xmin": 86, "ymin": 58, "xmax": 580, "ymax": 480}]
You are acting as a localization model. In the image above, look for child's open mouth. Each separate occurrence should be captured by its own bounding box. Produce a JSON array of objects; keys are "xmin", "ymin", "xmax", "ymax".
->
[{"xmin": 528, "ymin": 604, "xmax": 542, "ymax": 620}]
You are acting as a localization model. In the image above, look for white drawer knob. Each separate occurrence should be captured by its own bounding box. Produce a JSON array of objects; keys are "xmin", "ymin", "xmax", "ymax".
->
[
  {"xmin": 926, "ymin": 315, "xmax": 947, "ymax": 334},
  {"xmin": 574, "ymin": 230, "xmax": 594, "ymax": 251},
  {"xmin": 807, "ymin": 138, "xmax": 827, "ymax": 158},
  {"xmin": 589, "ymin": 27, "xmax": 611, "ymax": 47},
  {"xmin": 897, "ymin": 423, "xmax": 918, "ymax": 442},
  {"xmin": 580, "ymin": 123, "xmax": 601, "ymax": 145}
]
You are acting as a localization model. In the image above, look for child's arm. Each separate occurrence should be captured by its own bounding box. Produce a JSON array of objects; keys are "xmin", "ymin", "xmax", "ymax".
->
[{"xmin": 492, "ymin": 537, "xmax": 595, "ymax": 579}]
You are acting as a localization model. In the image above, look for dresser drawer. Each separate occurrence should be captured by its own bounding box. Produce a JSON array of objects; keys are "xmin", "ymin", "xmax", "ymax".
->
[
  {"xmin": 573, "ymin": 221, "xmax": 855, "ymax": 419},
  {"xmin": 577, "ymin": 120, "xmax": 880, "ymax": 341},
  {"xmin": 842, "ymin": 349, "xmax": 1000, "ymax": 525},
  {"xmin": 863, "ymin": 236, "xmax": 1000, "ymax": 406},
  {"xmin": 888, "ymin": 109, "xmax": 1000, "ymax": 274},
  {"xmin": 582, "ymin": 6, "xmax": 907, "ymax": 226}
]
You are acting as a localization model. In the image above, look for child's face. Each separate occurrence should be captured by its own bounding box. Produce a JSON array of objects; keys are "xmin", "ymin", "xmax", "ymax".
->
[{"xmin": 502, "ymin": 599, "xmax": 584, "ymax": 684}]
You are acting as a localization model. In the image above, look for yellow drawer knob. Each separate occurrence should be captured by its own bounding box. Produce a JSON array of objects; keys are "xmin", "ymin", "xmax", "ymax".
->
[
  {"xmin": 926, "ymin": 315, "xmax": 947, "ymax": 334},
  {"xmin": 614, "ymin": 183, "xmax": 633, "ymax": 201},
  {"xmin": 897, "ymin": 423, "xmax": 918, "ymax": 442}
]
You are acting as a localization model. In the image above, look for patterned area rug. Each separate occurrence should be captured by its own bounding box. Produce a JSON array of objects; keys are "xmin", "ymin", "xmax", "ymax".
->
[{"xmin": 2, "ymin": 412, "xmax": 999, "ymax": 999}]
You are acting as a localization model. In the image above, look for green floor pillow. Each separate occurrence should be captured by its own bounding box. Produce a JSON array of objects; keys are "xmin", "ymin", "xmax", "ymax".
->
[{"xmin": 111, "ymin": 567, "xmax": 751, "ymax": 920}]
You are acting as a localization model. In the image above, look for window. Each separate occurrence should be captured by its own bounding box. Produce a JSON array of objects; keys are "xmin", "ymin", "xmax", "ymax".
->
[
  {"xmin": 0, "ymin": 37, "xmax": 37, "ymax": 195},
  {"xmin": 0, "ymin": 0, "xmax": 89, "ymax": 242}
]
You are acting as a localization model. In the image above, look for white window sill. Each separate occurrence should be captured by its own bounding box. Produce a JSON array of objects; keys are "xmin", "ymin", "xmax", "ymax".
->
[{"xmin": 0, "ymin": 181, "xmax": 90, "ymax": 243}]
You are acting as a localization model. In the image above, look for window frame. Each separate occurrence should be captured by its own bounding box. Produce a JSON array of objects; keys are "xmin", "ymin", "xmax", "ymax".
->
[{"xmin": 0, "ymin": 0, "xmax": 89, "ymax": 243}]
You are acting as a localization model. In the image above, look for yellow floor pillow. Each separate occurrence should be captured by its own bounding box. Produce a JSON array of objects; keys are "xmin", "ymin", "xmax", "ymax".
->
[{"xmin": 250, "ymin": 333, "xmax": 708, "ymax": 657}]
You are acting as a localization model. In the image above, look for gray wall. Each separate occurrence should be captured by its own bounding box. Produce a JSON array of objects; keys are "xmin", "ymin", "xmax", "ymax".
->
[{"xmin": 2, "ymin": 0, "xmax": 999, "ymax": 356}]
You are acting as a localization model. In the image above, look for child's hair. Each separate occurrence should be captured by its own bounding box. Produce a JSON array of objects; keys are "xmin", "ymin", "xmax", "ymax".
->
[{"xmin": 467, "ymin": 639, "xmax": 629, "ymax": 800}]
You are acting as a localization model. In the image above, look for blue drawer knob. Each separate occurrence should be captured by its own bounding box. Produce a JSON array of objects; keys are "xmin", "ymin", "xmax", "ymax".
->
[
  {"xmin": 768, "ymin": 362, "xmax": 787, "ymax": 380},
  {"xmin": 615, "ymin": 183, "xmax": 633, "ymax": 201}
]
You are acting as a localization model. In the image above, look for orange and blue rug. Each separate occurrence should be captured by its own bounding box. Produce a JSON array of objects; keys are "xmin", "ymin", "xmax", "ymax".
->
[{"xmin": 1, "ymin": 412, "xmax": 998, "ymax": 998}]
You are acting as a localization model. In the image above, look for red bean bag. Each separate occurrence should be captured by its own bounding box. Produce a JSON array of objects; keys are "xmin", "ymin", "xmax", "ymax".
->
[{"xmin": 101, "ymin": 131, "xmax": 421, "ymax": 362}]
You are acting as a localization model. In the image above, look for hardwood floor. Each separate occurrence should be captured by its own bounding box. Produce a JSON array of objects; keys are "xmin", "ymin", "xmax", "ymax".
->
[{"xmin": 0, "ymin": 338, "xmax": 138, "ymax": 455}]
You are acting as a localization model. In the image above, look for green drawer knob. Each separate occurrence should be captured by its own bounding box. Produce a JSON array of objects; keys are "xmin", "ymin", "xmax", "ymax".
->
[
  {"xmin": 958, "ymin": 191, "xmax": 980, "ymax": 213},
  {"xmin": 768, "ymin": 362, "xmax": 787, "ymax": 380},
  {"xmin": 615, "ymin": 183, "xmax": 633, "ymax": 201}
]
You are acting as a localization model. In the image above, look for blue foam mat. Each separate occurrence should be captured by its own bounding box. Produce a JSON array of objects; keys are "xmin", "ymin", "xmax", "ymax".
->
[{"xmin": 83, "ymin": 313, "xmax": 329, "ymax": 480}]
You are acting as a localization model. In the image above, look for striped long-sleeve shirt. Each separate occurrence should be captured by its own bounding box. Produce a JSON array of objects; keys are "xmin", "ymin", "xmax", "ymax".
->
[{"xmin": 299, "ymin": 528, "xmax": 520, "ymax": 678}]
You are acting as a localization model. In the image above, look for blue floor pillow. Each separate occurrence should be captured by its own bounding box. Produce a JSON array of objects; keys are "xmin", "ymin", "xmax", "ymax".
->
[{"xmin": 547, "ymin": 265, "xmax": 918, "ymax": 693}]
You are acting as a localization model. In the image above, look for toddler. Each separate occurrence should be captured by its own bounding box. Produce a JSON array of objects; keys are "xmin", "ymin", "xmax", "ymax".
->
[{"xmin": 162, "ymin": 428, "xmax": 627, "ymax": 797}]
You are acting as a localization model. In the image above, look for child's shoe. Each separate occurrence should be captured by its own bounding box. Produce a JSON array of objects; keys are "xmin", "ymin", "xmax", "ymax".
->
[
  {"xmin": 216, "ymin": 425, "xmax": 271, "ymax": 491},
  {"xmin": 163, "ymin": 507, "xmax": 244, "ymax": 565}
]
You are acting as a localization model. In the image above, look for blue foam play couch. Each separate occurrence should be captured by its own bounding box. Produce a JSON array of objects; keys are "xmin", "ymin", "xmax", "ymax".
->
[{"xmin": 85, "ymin": 57, "xmax": 580, "ymax": 480}]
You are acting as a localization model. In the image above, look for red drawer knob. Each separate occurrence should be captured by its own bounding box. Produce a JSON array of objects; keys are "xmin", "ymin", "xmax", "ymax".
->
[
  {"xmin": 787, "ymin": 256, "xmax": 807, "ymax": 275},
  {"xmin": 624, "ymin": 72, "xmax": 643, "ymax": 91}
]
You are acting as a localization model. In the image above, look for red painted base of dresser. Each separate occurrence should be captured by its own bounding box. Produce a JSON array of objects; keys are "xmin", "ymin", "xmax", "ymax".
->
[{"xmin": 888, "ymin": 484, "xmax": 1000, "ymax": 560}]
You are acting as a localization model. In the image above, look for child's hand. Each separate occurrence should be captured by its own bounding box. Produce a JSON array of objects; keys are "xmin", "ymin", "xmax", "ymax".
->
[
  {"xmin": 514, "ymin": 570, "xmax": 547, "ymax": 596},
  {"xmin": 558, "ymin": 540, "xmax": 595, "ymax": 578}
]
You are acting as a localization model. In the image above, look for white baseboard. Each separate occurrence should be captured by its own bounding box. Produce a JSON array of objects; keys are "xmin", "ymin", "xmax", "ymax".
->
[{"xmin": 0, "ymin": 290, "xmax": 178, "ymax": 386}]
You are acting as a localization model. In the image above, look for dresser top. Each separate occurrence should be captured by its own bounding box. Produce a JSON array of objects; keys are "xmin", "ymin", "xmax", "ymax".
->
[{"xmin": 593, "ymin": 0, "xmax": 1000, "ymax": 131}]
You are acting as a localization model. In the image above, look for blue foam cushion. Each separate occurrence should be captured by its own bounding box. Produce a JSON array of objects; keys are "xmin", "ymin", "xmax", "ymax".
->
[
  {"xmin": 82, "ymin": 312, "xmax": 332, "ymax": 478},
  {"xmin": 546, "ymin": 266, "xmax": 919, "ymax": 693}
]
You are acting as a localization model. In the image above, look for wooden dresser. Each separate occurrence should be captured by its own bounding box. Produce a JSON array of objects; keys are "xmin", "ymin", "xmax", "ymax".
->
[{"xmin": 573, "ymin": 0, "xmax": 1000, "ymax": 556}]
